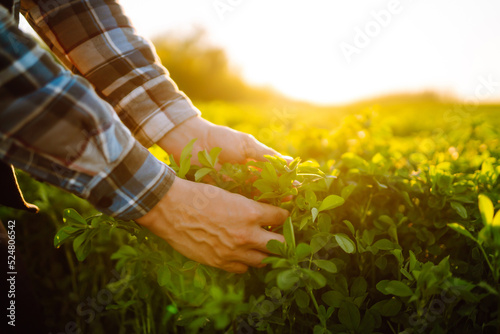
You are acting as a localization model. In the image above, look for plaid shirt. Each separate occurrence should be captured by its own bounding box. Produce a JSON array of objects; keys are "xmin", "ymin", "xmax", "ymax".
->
[{"xmin": 0, "ymin": 1, "xmax": 200, "ymax": 220}]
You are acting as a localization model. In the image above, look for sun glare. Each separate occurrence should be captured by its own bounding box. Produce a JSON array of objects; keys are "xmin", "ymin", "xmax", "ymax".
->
[{"xmin": 86, "ymin": 1, "xmax": 500, "ymax": 104}]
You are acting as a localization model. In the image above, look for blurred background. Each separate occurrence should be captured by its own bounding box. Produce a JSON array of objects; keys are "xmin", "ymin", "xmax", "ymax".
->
[{"xmin": 19, "ymin": 0, "xmax": 500, "ymax": 105}]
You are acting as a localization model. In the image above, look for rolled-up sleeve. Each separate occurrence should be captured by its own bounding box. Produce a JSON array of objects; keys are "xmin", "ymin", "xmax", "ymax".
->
[
  {"xmin": 21, "ymin": 0, "xmax": 201, "ymax": 148},
  {"xmin": 0, "ymin": 7, "xmax": 174, "ymax": 220}
]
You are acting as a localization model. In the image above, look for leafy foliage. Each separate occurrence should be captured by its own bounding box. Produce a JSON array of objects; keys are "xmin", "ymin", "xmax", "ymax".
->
[{"xmin": 55, "ymin": 110, "xmax": 500, "ymax": 333}]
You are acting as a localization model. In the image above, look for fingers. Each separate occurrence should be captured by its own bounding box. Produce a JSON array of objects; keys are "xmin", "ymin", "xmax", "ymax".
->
[
  {"xmin": 251, "ymin": 228, "xmax": 286, "ymax": 253},
  {"xmin": 223, "ymin": 262, "xmax": 249, "ymax": 274},
  {"xmin": 236, "ymin": 249, "xmax": 269, "ymax": 267},
  {"xmin": 253, "ymin": 201, "xmax": 289, "ymax": 227},
  {"xmin": 242, "ymin": 134, "xmax": 280, "ymax": 162},
  {"xmin": 223, "ymin": 249, "xmax": 269, "ymax": 273}
]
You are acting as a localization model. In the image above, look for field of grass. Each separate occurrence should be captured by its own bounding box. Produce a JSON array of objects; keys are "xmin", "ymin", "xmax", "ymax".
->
[{"xmin": 1, "ymin": 95, "xmax": 499, "ymax": 333}]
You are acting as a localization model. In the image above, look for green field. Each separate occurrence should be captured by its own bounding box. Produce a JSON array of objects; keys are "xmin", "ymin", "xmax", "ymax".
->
[{"xmin": 2, "ymin": 96, "xmax": 500, "ymax": 333}]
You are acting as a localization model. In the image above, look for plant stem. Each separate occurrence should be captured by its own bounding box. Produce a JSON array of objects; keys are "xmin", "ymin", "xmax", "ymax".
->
[
  {"xmin": 478, "ymin": 244, "xmax": 497, "ymax": 280},
  {"xmin": 307, "ymin": 287, "xmax": 320, "ymax": 313},
  {"xmin": 361, "ymin": 192, "xmax": 373, "ymax": 225}
]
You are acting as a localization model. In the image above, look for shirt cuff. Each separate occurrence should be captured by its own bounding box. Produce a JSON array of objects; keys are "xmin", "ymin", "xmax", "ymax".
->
[
  {"xmin": 123, "ymin": 89, "xmax": 201, "ymax": 148},
  {"xmin": 89, "ymin": 141, "xmax": 176, "ymax": 220}
]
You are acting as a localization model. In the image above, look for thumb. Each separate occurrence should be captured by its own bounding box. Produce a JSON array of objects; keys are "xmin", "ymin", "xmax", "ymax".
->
[{"xmin": 241, "ymin": 133, "xmax": 291, "ymax": 163}]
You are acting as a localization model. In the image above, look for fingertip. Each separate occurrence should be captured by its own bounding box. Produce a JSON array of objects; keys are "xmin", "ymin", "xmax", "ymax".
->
[
  {"xmin": 226, "ymin": 263, "xmax": 248, "ymax": 274},
  {"xmin": 277, "ymin": 207, "xmax": 290, "ymax": 221},
  {"xmin": 279, "ymin": 154, "xmax": 294, "ymax": 164},
  {"xmin": 255, "ymin": 202, "xmax": 289, "ymax": 226},
  {"xmin": 276, "ymin": 234, "xmax": 285, "ymax": 244}
]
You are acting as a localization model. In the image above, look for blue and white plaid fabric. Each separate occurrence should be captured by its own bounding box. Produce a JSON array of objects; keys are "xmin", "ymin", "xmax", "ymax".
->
[{"xmin": 0, "ymin": 1, "xmax": 199, "ymax": 219}]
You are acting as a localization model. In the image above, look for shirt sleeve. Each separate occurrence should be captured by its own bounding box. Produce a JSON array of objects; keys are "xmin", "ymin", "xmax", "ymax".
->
[
  {"xmin": 20, "ymin": 0, "xmax": 201, "ymax": 148},
  {"xmin": 0, "ymin": 7, "xmax": 175, "ymax": 220}
]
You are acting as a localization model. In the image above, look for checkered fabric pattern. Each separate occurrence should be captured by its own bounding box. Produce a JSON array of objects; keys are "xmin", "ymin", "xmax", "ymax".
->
[{"xmin": 0, "ymin": 1, "xmax": 199, "ymax": 219}]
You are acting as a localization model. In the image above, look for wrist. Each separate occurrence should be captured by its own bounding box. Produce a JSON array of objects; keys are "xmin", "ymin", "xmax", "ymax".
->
[
  {"xmin": 136, "ymin": 176, "xmax": 185, "ymax": 229},
  {"xmin": 157, "ymin": 116, "xmax": 210, "ymax": 159}
]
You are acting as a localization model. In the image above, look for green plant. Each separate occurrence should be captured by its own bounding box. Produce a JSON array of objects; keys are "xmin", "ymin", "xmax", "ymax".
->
[{"xmin": 54, "ymin": 126, "xmax": 500, "ymax": 333}]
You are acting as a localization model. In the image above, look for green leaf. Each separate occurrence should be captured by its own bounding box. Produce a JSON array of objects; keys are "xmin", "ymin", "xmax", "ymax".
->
[
  {"xmin": 478, "ymin": 281, "xmax": 499, "ymax": 295},
  {"xmin": 377, "ymin": 215, "xmax": 395, "ymax": 227},
  {"xmin": 295, "ymin": 243, "xmax": 312, "ymax": 259},
  {"xmin": 358, "ymin": 310, "xmax": 377, "ymax": 333},
  {"xmin": 267, "ymin": 239, "xmax": 285, "ymax": 256},
  {"xmin": 73, "ymin": 231, "xmax": 88, "ymax": 254},
  {"xmin": 111, "ymin": 245, "xmax": 138, "ymax": 259},
  {"xmin": 73, "ymin": 231, "xmax": 91, "ymax": 261},
  {"xmin": 450, "ymin": 201, "xmax": 468, "ymax": 219},
  {"xmin": 283, "ymin": 217, "xmax": 296, "ymax": 251},
  {"xmin": 313, "ymin": 259, "xmax": 337, "ymax": 273},
  {"xmin": 447, "ymin": 223, "xmax": 477, "ymax": 242},
  {"xmin": 372, "ymin": 239, "xmax": 396, "ymax": 251},
  {"xmin": 377, "ymin": 280, "xmax": 413, "ymax": 297},
  {"xmin": 493, "ymin": 212, "xmax": 500, "ymax": 227},
  {"xmin": 157, "ymin": 265, "xmax": 171, "ymax": 287},
  {"xmin": 302, "ymin": 269, "xmax": 327, "ymax": 288},
  {"xmin": 54, "ymin": 226, "xmax": 81, "ymax": 248},
  {"xmin": 318, "ymin": 195, "xmax": 345, "ymax": 212},
  {"xmin": 479, "ymin": 194, "xmax": 494, "ymax": 226},
  {"xmin": 311, "ymin": 233, "xmax": 331, "ymax": 253},
  {"xmin": 338, "ymin": 302, "xmax": 360, "ymax": 330},
  {"xmin": 288, "ymin": 157, "xmax": 301, "ymax": 170},
  {"xmin": 409, "ymin": 250, "xmax": 417, "ymax": 272},
  {"xmin": 180, "ymin": 138, "xmax": 196, "ymax": 163},
  {"xmin": 334, "ymin": 233, "xmax": 356, "ymax": 253},
  {"xmin": 401, "ymin": 191, "xmax": 414, "ymax": 207},
  {"xmin": 299, "ymin": 216, "xmax": 311, "ymax": 230},
  {"xmin": 294, "ymin": 289, "xmax": 310, "ymax": 308},
  {"xmin": 371, "ymin": 299, "xmax": 402, "ymax": 317},
  {"xmin": 305, "ymin": 190, "xmax": 317, "ymax": 207},
  {"xmin": 341, "ymin": 152, "xmax": 368, "ymax": 169},
  {"xmin": 193, "ymin": 267, "xmax": 206, "ymax": 289},
  {"xmin": 343, "ymin": 220, "xmax": 355, "ymax": 235},
  {"xmin": 341, "ymin": 184, "xmax": 356, "ymax": 200},
  {"xmin": 178, "ymin": 156, "xmax": 191, "ymax": 179},
  {"xmin": 253, "ymin": 179, "xmax": 275, "ymax": 193},
  {"xmin": 76, "ymin": 241, "xmax": 92, "ymax": 262},
  {"xmin": 194, "ymin": 167, "xmax": 213, "ymax": 181},
  {"xmin": 350, "ymin": 277, "xmax": 367, "ymax": 297},
  {"xmin": 198, "ymin": 150, "xmax": 212, "ymax": 168},
  {"xmin": 279, "ymin": 172, "xmax": 295, "ymax": 191},
  {"xmin": 63, "ymin": 208, "xmax": 87, "ymax": 226},
  {"xmin": 256, "ymin": 192, "xmax": 281, "ymax": 201},
  {"xmin": 277, "ymin": 269, "xmax": 299, "ymax": 290},
  {"xmin": 261, "ymin": 162, "xmax": 279, "ymax": 182},
  {"xmin": 318, "ymin": 214, "xmax": 332, "ymax": 233},
  {"xmin": 322, "ymin": 290, "xmax": 344, "ymax": 308},
  {"xmin": 209, "ymin": 147, "xmax": 222, "ymax": 167},
  {"xmin": 311, "ymin": 208, "xmax": 319, "ymax": 223}
]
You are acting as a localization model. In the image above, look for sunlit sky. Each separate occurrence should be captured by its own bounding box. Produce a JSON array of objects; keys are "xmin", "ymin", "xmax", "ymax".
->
[{"xmin": 22, "ymin": 0, "xmax": 500, "ymax": 105}]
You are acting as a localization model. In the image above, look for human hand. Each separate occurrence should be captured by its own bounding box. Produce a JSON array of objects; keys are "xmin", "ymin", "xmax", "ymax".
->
[
  {"xmin": 158, "ymin": 116, "xmax": 290, "ymax": 167},
  {"xmin": 136, "ymin": 177, "xmax": 289, "ymax": 273}
]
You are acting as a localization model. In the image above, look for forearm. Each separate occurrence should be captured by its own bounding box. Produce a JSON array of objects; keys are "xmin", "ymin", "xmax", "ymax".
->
[
  {"xmin": 0, "ymin": 8, "xmax": 174, "ymax": 219},
  {"xmin": 21, "ymin": 0, "xmax": 200, "ymax": 148}
]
